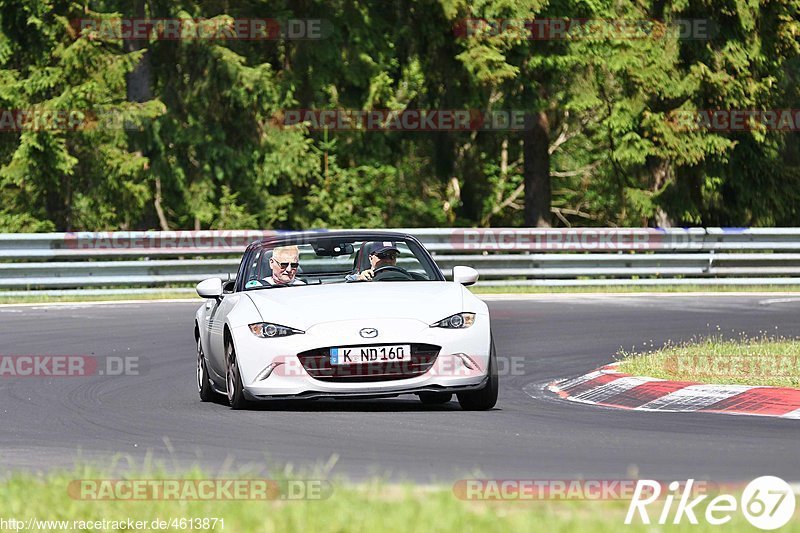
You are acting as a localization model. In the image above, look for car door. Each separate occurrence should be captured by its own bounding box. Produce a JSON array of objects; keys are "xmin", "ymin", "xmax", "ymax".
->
[
  {"xmin": 206, "ymin": 294, "xmax": 236, "ymax": 379},
  {"xmin": 205, "ymin": 248, "xmax": 255, "ymax": 379}
]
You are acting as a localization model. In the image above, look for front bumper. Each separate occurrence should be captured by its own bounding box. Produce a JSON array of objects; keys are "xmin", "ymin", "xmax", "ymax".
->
[
  {"xmin": 243, "ymin": 376, "xmax": 489, "ymax": 401},
  {"xmin": 231, "ymin": 316, "xmax": 491, "ymax": 399}
]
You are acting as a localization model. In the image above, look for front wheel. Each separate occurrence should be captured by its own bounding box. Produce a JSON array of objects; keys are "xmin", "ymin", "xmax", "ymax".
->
[
  {"xmin": 225, "ymin": 341, "xmax": 248, "ymax": 409},
  {"xmin": 456, "ymin": 339, "xmax": 498, "ymax": 411}
]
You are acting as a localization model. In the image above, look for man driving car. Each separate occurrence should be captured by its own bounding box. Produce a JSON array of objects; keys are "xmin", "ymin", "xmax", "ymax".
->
[{"xmin": 346, "ymin": 241, "xmax": 402, "ymax": 281}]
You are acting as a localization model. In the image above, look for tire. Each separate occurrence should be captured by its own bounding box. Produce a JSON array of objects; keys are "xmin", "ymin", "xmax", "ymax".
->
[
  {"xmin": 418, "ymin": 392, "xmax": 453, "ymax": 405},
  {"xmin": 457, "ymin": 339, "xmax": 498, "ymax": 411},
  {"xmin": 196, "ymin": 337, "xmax": 215, "ymax": 402},
  {"xmin": 225, "ymin": 340, "xmax": 248, "ymax": 409}
]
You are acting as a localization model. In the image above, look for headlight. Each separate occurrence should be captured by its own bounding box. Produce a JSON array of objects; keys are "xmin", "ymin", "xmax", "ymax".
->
[
  {"xmin": 431, "ymin": 312, "xmax": 476, "ymax": 329},
  {"xmin": 248, "ymin": 322, "xmax": 305, "ymax": 338}
]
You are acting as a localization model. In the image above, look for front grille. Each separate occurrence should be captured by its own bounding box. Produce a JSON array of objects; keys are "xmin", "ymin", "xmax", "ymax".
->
[{"xmin": 296, "ymin": 343, "xmax": 440, "ymax": 382}]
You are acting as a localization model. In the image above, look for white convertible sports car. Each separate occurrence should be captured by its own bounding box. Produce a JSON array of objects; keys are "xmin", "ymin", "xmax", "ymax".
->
[{"xmin": 193, "ymin": 231, "xmax": 497, "ymax": 410}]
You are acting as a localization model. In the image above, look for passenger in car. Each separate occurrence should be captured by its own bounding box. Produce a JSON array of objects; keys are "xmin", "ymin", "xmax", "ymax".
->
[
  {"xmin": 265, "ymin": 245, "xmax": 306, "ymax": 285},
  {"xmin": 246, "ymin": 245, "xmax": 306, "ymax": 287}
]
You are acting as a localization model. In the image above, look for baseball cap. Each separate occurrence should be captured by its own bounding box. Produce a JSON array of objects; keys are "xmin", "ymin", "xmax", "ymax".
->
[{"xmin": 366, "ymin": 241, "xmax": 400, "ymax": 256}]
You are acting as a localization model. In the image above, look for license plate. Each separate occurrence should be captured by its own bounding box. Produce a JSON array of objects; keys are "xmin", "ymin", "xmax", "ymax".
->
[{"xmin": 330, "ymin": 345, "xmax": 411, "ymax": 365}]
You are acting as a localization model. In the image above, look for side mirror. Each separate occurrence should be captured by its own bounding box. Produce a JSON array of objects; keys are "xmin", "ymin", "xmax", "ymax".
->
[
  {"xmin": 196, "ymin": 278, "xmax": 223, "ymax": 300},
  {"xmin": 452, "ymin": 266, "xmax": 479, "ymax": 286},
  {"xmin": 222, "ymin": 279, "xmax": 236, "ymax": 294}
]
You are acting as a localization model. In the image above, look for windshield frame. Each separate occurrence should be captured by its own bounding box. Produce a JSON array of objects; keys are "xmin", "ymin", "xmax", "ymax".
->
[{"xmin": 233, "ymin": 231, "xmax": 445, "ymax": 292}]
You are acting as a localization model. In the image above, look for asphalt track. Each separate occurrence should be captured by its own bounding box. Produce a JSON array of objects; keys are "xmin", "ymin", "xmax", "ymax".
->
[{"xmin": 1, "ymin": 294, "xmax": 798, "ymax": 482}]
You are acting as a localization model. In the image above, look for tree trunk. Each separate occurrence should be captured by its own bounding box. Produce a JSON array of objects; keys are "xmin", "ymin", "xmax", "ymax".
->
[
  {"xmin": 123, "ymin": 0, "xmax": 152, "ymax": 103},
  {"xmin": 523, "ymin": 111, "xmax": 552, "ymax": 227},
  {"xmin": 647, "ymin": 156, "xmax": 672, "ymax": 228},
  {"xmin": 154, "ymin": 176, "xmax": 170, "ymax": 231},
  {"xmin": 123, "ymin": 0, "xmax": 163, "ymax": 229}
]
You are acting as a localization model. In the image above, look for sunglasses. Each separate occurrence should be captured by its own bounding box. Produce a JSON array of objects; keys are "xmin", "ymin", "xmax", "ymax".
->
[
  {"xmin": 376, "ymin": 251, "xmax": 399, "ymax": 259},
  {"xmin": 271, "ymin": 258, "xmax": 299, "ymax": 270}
]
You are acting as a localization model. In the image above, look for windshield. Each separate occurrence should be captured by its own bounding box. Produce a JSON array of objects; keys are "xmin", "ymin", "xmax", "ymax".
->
[{"xmin": 241, "ymin": 235, "xmax": 442, "ymax": 290}]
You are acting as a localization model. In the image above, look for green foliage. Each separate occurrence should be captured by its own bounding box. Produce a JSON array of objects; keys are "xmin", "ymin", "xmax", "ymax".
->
[
  {"xmin": 617, "ymin": 332, "xmax": 800, "ymax": 387},
  {"xmin": 0, "ymin": 0, "xmax": 797, "ymax": 231},
  {"xmin": 211, "ymin": 186, "xmax": 259, "ymax": 229},
  {"xmin": 4, "ymin": 467, "xmax": 783, "ymax": 533},
  {"xmin": 301, "ymin": 160, "xmax": 449, "ymax": 228}
]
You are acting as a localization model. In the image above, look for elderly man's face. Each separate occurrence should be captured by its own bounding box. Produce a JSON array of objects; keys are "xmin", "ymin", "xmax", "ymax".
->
[{"xmin": 270, "ymin": 249, "xmax": 300, "ymax": 284}]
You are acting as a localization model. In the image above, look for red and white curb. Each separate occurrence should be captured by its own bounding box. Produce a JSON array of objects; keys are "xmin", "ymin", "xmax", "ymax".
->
[{"xmin": 548, "ymin": 363, "xmax": 800, "ymax": 419}]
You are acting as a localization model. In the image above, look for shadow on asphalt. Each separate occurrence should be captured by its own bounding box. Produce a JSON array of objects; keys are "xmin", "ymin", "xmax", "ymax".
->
[{"xmin": 206, "ymin": 394, "xmax": 501, "ymax": 412}]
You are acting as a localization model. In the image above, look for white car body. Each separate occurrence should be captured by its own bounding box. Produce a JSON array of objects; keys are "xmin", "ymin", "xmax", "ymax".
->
[{"xmin": 193, "ymin": 231, "xmax": 497, "ymax": 410}]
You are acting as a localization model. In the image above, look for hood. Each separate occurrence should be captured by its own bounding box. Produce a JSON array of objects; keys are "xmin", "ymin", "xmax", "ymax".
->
[{"xmin": 244, "ymin": 281, "xmax": 465, "ymax": 330}]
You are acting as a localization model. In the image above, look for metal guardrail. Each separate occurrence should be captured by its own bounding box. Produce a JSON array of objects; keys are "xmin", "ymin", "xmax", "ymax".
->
[{"xmin": 1, "ymin": 228, "xmax": 800, "ymax": 291}]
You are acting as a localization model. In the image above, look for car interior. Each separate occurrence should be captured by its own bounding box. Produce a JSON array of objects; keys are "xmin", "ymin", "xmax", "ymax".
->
[{"xmin": 240, "ymin": 238, "xmax": 435, "ymax": 288}]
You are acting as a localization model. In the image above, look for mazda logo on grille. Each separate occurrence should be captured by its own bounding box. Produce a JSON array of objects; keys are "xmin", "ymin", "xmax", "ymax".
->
[{"xmin": 359, "ymin": 328, "xmax": 378, "ymax": 338}]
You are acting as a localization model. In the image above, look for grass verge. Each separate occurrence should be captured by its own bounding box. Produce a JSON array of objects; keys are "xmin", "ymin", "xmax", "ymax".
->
[
  {"xmin": 0, "ymin": 469, "xmax": 795, "ymax": 532},
  {"xmin": 616, "ymin": 334, "xmax": 800, "ymax": 387},
  {"xmin": 468, "ymin": 284, "xmax": 800, "ymax": 294},
  {"xmin": 0, "ymin": 291, "xmax": 196, "ymax": 305},
  {"xmin": 1, "ymin": 284, "xmax": 800, "ymax": 305}
]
